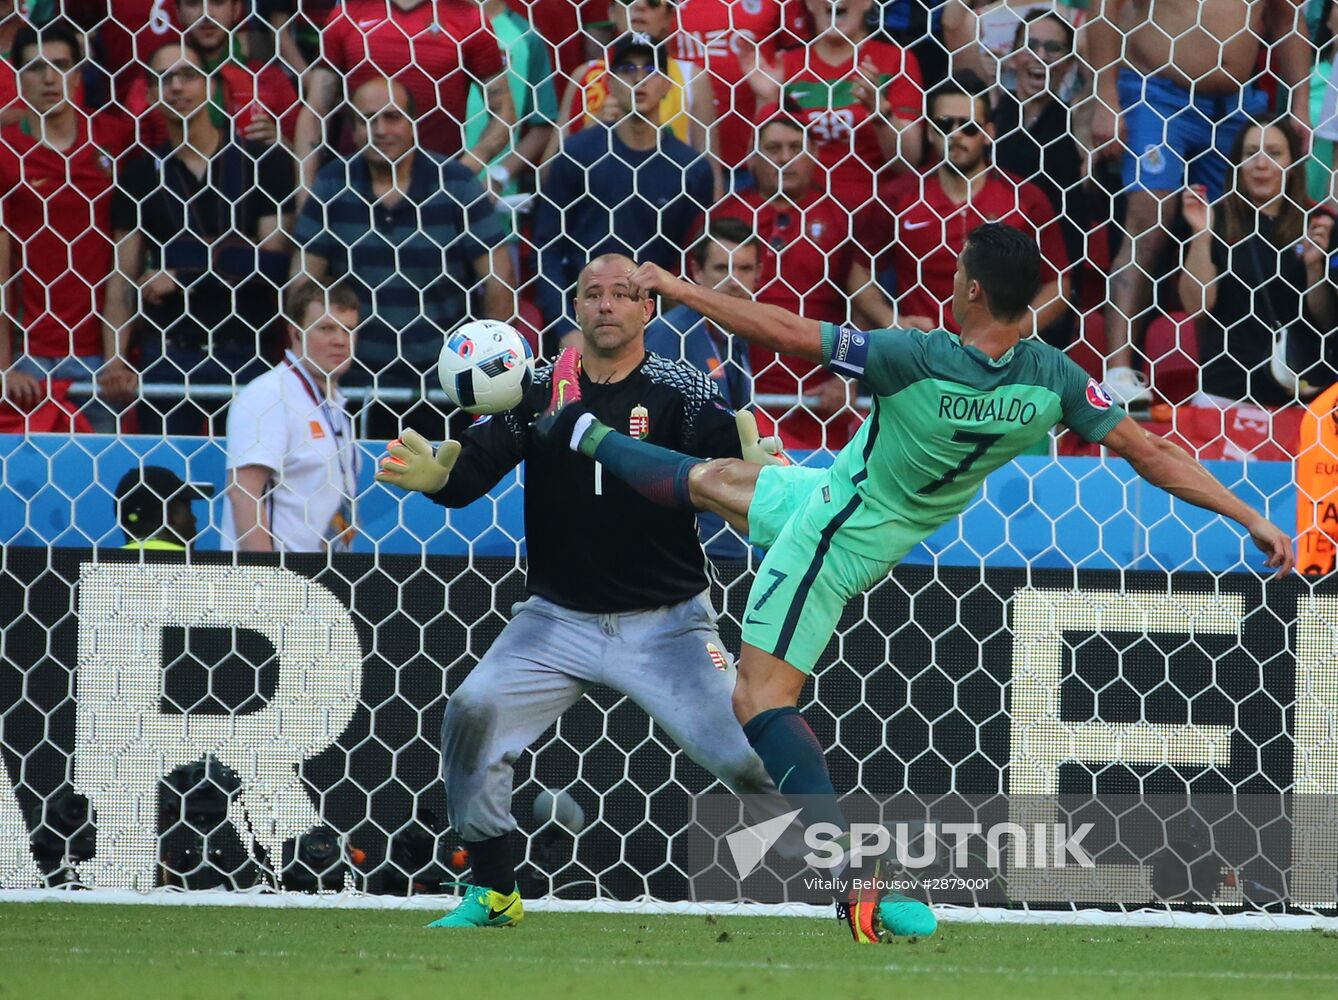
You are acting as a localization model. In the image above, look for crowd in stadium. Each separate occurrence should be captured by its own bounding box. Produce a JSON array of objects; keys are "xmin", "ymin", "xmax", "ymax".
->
[{"xmin": 0, "ymin": 0, "xmax": 1333, "ymax": 455}]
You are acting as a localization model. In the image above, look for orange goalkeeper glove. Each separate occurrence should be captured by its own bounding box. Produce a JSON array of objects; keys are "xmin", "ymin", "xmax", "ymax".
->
[
  {"xmin": 735, "ymin": 410, "xmax": 787, "ymax": 467},
  {"xmin": 375, "ymin": 429, "xmax": 461, "ymax": 494}
]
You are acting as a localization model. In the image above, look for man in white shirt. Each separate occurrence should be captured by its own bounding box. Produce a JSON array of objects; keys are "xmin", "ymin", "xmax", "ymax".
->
[{"xmin": 223, "ymin": 282, "xmax": 361, "ymax": 553}]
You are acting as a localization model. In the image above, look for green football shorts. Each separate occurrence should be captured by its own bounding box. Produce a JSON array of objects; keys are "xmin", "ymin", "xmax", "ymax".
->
[{"xmin": 742, "ymin": 466, "xmax": 895, "ymax": 675}]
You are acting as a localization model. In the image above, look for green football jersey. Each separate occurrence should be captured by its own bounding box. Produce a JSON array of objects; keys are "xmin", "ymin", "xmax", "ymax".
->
[{"xmin": 817, "ymin": 322, "xmax": 1127, "ymax": 558}]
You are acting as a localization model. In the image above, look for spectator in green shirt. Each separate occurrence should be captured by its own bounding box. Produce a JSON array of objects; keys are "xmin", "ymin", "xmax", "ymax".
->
[
  {"xmin": 1309, "ymin": 0, "xmax": 1338, "ymax": 204},
  {"xmin": 465, "ymin": 0, "xmax": 559, "ymax": 214}
]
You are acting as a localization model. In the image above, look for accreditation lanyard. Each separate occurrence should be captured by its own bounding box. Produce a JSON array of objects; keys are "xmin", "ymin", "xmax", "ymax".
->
[{"xmin": 285, "ymin": 352, "xmax": 359, "ymax": 548}]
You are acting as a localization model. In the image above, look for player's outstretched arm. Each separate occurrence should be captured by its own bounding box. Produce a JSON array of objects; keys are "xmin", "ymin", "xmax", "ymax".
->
[
  {"xmin": 1101, "ymin": 417, "xmax": 1295, "ymax": 577},
  {"xmin": 630, "ymin": 261, "xmax": 824, "ymax": 361}
]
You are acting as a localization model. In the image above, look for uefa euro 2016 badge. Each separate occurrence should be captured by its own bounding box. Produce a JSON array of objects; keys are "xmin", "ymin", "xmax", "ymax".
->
[
  {"xmin": 446, "ymin": 331, "xmax": 474, "ymax": 357},
  {"xmin": 1085, "ymin": 378, "xmax": 1114, "ymax": 410},
  {"xmin": 630, "ymin": 404, "xmax": 650, "ymax": 439}
]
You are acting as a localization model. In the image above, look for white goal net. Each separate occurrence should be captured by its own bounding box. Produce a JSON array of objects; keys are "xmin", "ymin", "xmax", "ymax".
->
[{"xmin": 0, "ymin": 0, "xmax": 1337, "ymax": 927}]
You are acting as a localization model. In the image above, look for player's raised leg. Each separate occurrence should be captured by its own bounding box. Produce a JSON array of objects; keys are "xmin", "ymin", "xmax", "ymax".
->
[
  {"xmin": 538, "ymin": 401, "xmax": 775, "ymax": 532},
  {"xmin": 684, "ymin": 458, "xmax": 760, "ymax": 533}
]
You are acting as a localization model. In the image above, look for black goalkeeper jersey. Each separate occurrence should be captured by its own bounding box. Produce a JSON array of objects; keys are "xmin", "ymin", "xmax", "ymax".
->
[{"xmin": 429, "ymin": 352, "xmax": 743, "ymax": 613}]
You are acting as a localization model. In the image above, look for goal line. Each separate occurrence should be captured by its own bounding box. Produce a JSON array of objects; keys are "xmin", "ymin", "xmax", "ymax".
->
[{"xmin": 2, "ymin": 888, "xmax": 1334, "ymax": 933}]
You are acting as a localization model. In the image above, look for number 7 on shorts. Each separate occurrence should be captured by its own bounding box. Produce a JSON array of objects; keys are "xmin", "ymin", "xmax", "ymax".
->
[{"xmin": 750, "ymin": 569, "xmax": 789, "ymax": 612}]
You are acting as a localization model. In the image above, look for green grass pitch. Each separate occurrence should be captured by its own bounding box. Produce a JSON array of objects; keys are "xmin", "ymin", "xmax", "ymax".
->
[{"xmin": 3, "ymin": 902, "xmax": 1336, "ymax": 1000}]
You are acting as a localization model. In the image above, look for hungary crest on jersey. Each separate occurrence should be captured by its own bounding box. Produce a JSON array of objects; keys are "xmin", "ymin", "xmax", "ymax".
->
[{"xmin": 629, "ymin": 405, "xmax": 650, "ymax": 440}]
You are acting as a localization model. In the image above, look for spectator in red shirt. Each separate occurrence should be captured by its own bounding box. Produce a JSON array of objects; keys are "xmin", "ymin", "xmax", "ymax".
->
[
  {"xmin": 0, "ymin": 1, "xmax": 23, "ymax": 125},
  {"xmin": 854, "ymin": 75, "xmax": 1070, "ymax": 336},
  {"xmin": 66, "ymin": 0, "xmax": 181, "ymax": 142},
  {"xmin": 749, "ymin": 0, "xmax": 923, "ymax": 209},
  {"xmin": 709, "ymin": 108, "xmax": 864, "ymax": 450},
  {"xmin": 295, "ymin": 0, "xmax": 517, "ymax": 193},
  {"xmin": 179, "ymin": 0, "xmax": 300, "ymax": 145},
  {"xmin": 0, "ymin": 23, "xmax": 136, "ymax": 431},
  {"xmin": 515, "ymin": 0, "xmax": 611, "ymax": 80},
  {"xmin": 675, "ymin": 0, "xmax": 782, "ymax": 174}
]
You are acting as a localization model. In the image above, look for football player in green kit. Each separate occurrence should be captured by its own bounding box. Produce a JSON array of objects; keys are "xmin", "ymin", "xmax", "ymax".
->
[{"xmin": 535, "ymin": 223, "xmax": 1294, "ymax": 942}]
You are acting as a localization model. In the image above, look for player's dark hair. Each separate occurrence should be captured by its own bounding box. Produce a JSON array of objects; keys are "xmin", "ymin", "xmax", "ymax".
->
[
  {"xmin": 691, "ymin": 218, "xmax": 758, "ymax": 270},
  {"xmin": 962, "ymin": 223, "xmax": 1041, "ymax": 322},
  {"xmin": 10, "ymin": 22, "xmax": 83, "ymax": 69},
  {"xmin": 926, "ymin": 72, "xmax": 989, "ymax": 119},
  {"xmin": 286, "ymin": 280, "xmax": 361, "ymax": 328}
]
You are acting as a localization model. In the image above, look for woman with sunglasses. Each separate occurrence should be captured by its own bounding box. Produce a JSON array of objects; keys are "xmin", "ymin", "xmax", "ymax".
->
[
  {"xmin": 943, "ymin": 0, "xmax": 1085, "ymax": 88},
  {"xmin": 989, "ymin": 9, "xmax": 1094, "ymax": 345},
  {"xmin": 746, "ymin": 0, "xmax": 923, "ymax": 206}
]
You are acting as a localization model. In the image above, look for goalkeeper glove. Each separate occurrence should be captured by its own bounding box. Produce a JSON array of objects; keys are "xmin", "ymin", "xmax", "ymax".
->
[
  {"xmin": 735, "ymin": 410, "xmax": 787, "ymax": 467},
  {"xmin": 375, "ymin": 429, "xmax": 461, "ymax": 494}
]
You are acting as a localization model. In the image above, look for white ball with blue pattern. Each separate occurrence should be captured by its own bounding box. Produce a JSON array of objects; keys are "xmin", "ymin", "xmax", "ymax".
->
[{"xmin": 438, "ymin": 320, "xmax": 534, "ymax": 415}]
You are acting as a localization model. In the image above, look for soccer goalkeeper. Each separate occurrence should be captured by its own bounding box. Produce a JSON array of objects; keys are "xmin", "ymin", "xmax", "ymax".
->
[
  {"xmin": 376, "ymin": 255, "xmax": 935, "ymax": 941},
  {"xmin": 536, "ymin": 224, "xmax": 1295, "ymax": 940}
]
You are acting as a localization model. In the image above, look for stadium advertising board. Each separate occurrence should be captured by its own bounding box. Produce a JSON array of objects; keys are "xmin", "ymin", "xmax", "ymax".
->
[{"xmin": 1, "ymin": 548, "xmax": 1334, "ymax": 913}]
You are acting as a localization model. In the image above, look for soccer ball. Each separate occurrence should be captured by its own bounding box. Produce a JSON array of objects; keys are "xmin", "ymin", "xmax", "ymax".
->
[{"xmin": 437, "ymin": 320, "xmax": 534, "ymax": 414}]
